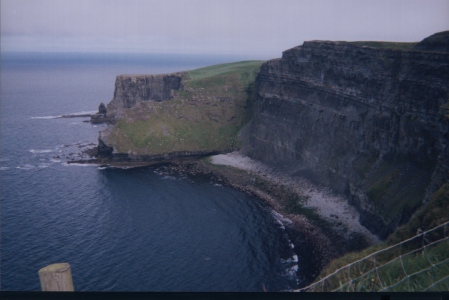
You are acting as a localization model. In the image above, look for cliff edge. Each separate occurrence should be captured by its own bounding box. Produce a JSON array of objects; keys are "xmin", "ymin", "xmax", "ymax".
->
[{"xmin": 243, "ymin": 31, "xmax": 449, "ymax": 238}]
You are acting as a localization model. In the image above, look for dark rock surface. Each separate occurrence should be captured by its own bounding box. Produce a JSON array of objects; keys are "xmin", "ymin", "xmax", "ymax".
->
[
  {"xmin": 244, "ymin": 31, "xmax": 449, "ymax": 238},
  {"xmin": 106, "ymin": 73, "xmax": 183, "ymax": 117},
  {"xmin": 90, "ymin": 102, "xmax": 114, "ymax": 123},
  {"xmin": 97, "ymin": 136, "xmax": 114, "ymax": 157},
  {"xmin": 412, "ymin": 30, "xmax": 449, "ymax": 53},
  {"xmin": 98, "ymin": 102, "xmax": 107, "ymax": 114}
]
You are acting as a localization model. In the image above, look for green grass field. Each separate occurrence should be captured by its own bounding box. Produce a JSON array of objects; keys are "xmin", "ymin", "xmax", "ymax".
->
[{"xmin": 311, "ymin": 240, "xmax": 449, "ymax": 292}]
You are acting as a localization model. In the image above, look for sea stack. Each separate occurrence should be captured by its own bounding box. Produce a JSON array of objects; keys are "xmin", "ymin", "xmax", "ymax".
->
[{"xmin": 90, "ymin": 102, "xmax": 113, "ymax": 124}]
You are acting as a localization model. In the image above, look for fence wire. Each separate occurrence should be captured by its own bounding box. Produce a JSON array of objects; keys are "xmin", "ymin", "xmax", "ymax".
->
[{"xmin": 294, "ymin": 220, "xmax": 449, "ymax": 292}]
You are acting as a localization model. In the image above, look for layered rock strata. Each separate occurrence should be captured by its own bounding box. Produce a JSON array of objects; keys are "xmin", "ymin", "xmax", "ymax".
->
[
  {"xmin": 106, "ymin": 73, "xmax": 183, "ymax": 117},
  {"xmin": 244, "ymin": 32, "xmax": 449, "ymax": 238}
]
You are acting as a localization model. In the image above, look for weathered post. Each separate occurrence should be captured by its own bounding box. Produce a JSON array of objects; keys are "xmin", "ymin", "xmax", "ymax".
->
[{"xmin": 38, "ymin": 263, "xmax": 74, "ymax": 291}]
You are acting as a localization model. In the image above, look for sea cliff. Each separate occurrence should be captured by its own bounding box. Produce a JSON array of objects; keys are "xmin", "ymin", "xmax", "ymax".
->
[
  {"xmin": 92, "ymin": 31, "xmax": 449, "ymax": 242},
  {"xmin": 243, "ymin": 32, "xmax": 449, "ymax": 238}
]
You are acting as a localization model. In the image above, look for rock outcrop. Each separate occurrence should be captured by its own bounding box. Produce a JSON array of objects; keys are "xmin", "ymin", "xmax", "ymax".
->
[
  {"xmin": 90, "ymin": 102, "xmax": 114, "ymax": 123},
  {"xmin": 244, "ymin": 31, "xmax": 449, "ymax": 238},
  {"xmin": 106, "ymin": 73, "xmax": 183, "ymax": 118}
]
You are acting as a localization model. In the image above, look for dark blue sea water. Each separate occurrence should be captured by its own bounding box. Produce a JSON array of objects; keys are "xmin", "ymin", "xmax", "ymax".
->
[{"xmin": 1, "ymin": 52, "xmax": 303, "ymax": 291}]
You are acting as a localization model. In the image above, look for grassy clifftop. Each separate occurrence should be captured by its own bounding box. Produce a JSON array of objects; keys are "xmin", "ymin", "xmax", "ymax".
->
[{"xmin": 104, "ymin": 61, "xmax": 263, "ymax": 156}]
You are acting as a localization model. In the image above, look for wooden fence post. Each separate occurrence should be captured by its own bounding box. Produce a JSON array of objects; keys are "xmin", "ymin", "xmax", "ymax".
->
[{"xmin": 38, "ymin": 263, "xmax": 74, "ymax": 291}]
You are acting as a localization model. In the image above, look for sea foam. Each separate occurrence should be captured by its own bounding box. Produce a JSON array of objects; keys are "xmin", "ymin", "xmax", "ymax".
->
[{"xmin": 29, "ymin": 149, "xmax": 53, "ymax": 154}]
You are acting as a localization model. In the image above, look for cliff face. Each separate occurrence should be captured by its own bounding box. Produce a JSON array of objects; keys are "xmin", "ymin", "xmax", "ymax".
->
[
  {"xmin": 94, "ymin": 33, "xmax": 448, "ymax": 239},
  {"xmin": 244, "ymin": 32, "xmax": 449, "ymax": 238},
  {"xmin": 107, "ymin": 73, "xmax": 183, "ymax": 117}
]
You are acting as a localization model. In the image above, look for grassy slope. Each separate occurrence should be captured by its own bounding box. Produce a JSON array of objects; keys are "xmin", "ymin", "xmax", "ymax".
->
[
  {"xmin": 106, "ymin": 61, "xmax": 263, "ymax": 156},
  {"xmin": 310, "ymin": 182, "xmax": 449, "ymax": 291}
]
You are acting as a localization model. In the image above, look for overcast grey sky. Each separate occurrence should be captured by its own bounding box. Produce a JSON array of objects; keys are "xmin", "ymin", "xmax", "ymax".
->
[{"xmin": 1, "ymin": 0, "xmax": 448, "ymax": 58}]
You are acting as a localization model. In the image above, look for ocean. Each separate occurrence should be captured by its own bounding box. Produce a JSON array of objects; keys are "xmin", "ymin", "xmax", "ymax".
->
[{"xmin": 0, "ymin": 52, "xmax": 305, "ymax": 291}]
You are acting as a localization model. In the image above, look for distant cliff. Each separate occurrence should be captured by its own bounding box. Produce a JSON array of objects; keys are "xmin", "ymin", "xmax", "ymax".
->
[
  {"xmin": 96, "ymin": 61, "xmax": 263, "ymax": 160},
  {"xmin": 243, "ymin": 31, "xmax": 449, "ymax": 238},
  {"xmin": 106, "ymin": 73, "xmax": 183, "ymax": 118}
]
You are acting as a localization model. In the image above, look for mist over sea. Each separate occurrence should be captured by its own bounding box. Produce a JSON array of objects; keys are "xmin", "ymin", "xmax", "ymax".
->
[{"xmin": 1, "ymin": 52, "xmax": 303, "ymax": 291}]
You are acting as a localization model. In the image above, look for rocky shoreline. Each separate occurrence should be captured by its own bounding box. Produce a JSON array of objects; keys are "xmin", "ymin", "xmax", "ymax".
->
[
  {"xmin": 165, "ymin": 156, "xmax": 378, "ymax": 262},
  {"xmin": 72, "ymin": 149, "xmax": 380, "ymax": 281}
]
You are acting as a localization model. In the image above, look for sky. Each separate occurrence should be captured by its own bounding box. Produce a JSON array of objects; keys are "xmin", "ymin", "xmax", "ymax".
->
[{"xmin": 1, "ymin": 0, "xmax": 449, "ymax": 58}]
